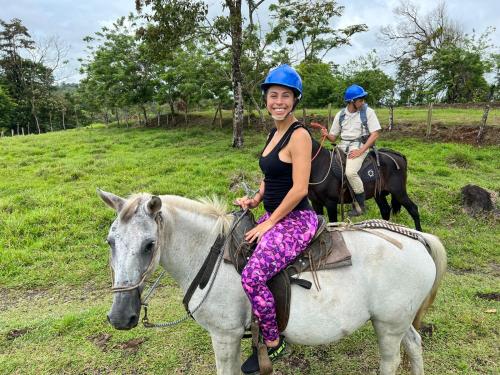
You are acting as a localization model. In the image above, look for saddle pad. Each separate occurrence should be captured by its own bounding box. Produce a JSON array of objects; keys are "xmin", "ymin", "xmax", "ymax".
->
[{"xmin": 331, "ymin": 150, "xmax": 379, "ymax": 183}]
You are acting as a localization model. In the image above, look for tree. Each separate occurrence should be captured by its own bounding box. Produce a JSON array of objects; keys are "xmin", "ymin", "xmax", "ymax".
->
[
  {"xmin": 0, "ymin": 85, "xmax": 16, "ymax": 131},
  {"xmin": 381, "ymin": 0, "xmax": 496, "ymax": 104},
  {"xmin": 0, "ymin": 18, "xmax": 35, "ymax": 129},
  {"xmin": 342, "ymin": 51, "xmax": 395, "ymax": 106},
  {"xmin": 296, "ymin": 60, "xmax": 344, "ymax": 107},
  {"xmin": 268, "ymin": 0, "xmax": 367, "ymax": 61},
  {"xmin": 80, "ymin": 16, "xmax": 158, "ymax": 125},
  {"xmin": 135, "ymin": 0, "xmax": 267, "ymax": 147},
  {"xmin": 431, "ymin": 45, "xmax": 491, "ymax": 102}
]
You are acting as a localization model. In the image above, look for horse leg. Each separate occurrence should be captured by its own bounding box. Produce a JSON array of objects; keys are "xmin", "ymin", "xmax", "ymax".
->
[
  {"xmin": 395, "ymin": 193, "xmax": 422, "ymax": 231},
  {"xmin": 325, "ymin": 200, "xmax": 338, "ymax": 223},
  {"xmin": 373, "ymin": 320, "xmax": 406, "ymax": 375},
  {"xmin": 402, "ymin": 325, "xmax": 424, "ymax": 375},
  {"xmin": 375, "ymin": 192, "xmax": 391, "ymax": 221},
  {"xmin": 210, "ymin": 333, "xmax": 242, "ymax": 375},
  {"xmin": 311, "ymin": 200, "xmax": 324, "ymax": 216}
]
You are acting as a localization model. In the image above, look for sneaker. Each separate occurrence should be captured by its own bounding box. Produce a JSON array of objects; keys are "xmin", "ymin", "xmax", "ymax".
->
[{"xmin": 241, "ymin": 336, "xmax": 287, "ymax": 374}]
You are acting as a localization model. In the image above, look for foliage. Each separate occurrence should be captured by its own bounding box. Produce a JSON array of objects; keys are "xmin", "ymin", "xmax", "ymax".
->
[
  {"xmin": 431, "ymin": 45, "xmax": 491, "ymax": 102},
  {"xmin": 380, "ymin": 1, "xmax": 495, "ymax": 104},
  {"xmin": 268, "ymin": 0, "xmax": 367, "ymax": 61},
  {"xmin": 0, "ymin": 85, "xmax": 16, "ymax": 128},
  {"xmin": 296, "ymin": 60, "xmax": 344, "ymax": 107}
]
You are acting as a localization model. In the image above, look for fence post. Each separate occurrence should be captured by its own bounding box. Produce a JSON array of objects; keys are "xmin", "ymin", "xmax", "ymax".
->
[
  {"xmin": 477, "ymin": 86, "xmax": 495, "ymax": 145},
  {"xmin": 426, "ymin": 102, "xmax": 433, "ymax": 138},
  {"xmin": 388, "ymin": 104, "xmax": 394, "ymax": 131}
]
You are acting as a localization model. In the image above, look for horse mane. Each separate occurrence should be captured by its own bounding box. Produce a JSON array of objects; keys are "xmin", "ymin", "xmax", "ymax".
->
[{"xmin": 120, "ymin": 193, "xmax": 234, "ymax": 236}]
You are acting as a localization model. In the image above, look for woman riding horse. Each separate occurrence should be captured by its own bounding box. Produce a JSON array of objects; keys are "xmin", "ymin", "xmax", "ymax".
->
[{"xmin": 235, "ymin": 64, "xmax": 318, "ymax": 374}]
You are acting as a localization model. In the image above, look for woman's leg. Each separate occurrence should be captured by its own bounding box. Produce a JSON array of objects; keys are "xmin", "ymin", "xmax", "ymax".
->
[{"xmin": 241, "ymin": 210, "xmax": 318, "ymax": 344}]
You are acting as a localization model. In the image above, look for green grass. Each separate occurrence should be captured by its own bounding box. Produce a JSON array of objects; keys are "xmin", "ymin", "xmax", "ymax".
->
[
  {"xmin": 0, "ymin": 121, "xmax": 499, "ymax": 374},
  {"xmin": 191, "ymin": 105, "xmax": 500, "ymax": 127}
]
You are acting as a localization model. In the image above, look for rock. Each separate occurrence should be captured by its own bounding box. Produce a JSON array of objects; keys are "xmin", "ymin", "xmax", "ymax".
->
[{"xmin": 461, "ymin": 184, "xmax": 497, "ymax": 216}]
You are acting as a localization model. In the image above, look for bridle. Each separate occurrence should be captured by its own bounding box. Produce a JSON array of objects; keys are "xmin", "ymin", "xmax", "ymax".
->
[{"xmin": 109, "ymin": 211, "xmax": 164, "ymax": 295}]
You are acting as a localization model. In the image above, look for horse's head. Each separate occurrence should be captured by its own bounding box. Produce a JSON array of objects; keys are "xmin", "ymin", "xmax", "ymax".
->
[{"xmin": 97, "ymin": 189, "xmax": 163, "ymax": 330}]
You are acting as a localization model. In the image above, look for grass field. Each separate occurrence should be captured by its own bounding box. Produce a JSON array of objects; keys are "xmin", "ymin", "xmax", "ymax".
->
[
  {"xmin": 0, "ymin": 117, "xmax": 499, "ymax": 374},
  {"xmin": 192, "ymin": 105, "xmax": 500, "ymax": 127}
]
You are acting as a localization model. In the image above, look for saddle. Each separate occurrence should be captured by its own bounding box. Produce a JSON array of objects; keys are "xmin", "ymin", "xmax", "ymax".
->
[
  {"xmin": 331, "ymin": 147, "xmax": 380, "ymax": 184},
  {"xmin": 223, "ymin": 210, "xmax": 352, "ymax": 332}
]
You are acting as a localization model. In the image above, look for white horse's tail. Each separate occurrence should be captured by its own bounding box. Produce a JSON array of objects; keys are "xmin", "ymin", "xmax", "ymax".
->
[{"xmin": 413, "ymin": 233, "xmax": 447, "ymax": 329}]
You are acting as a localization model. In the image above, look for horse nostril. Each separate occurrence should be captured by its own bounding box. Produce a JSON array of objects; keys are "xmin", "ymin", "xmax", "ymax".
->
[{"xmin": 128, "ymin": 314, "xmax": 138, "ymax": 326}]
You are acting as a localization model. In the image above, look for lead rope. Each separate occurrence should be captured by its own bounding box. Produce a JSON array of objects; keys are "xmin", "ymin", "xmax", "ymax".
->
[{"xmin": 141, "ymin": 209, "xmax": 249, "ymax": 328}]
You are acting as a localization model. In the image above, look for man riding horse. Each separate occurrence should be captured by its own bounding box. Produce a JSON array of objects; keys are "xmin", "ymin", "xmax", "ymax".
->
[{"xmin": 321, "ymin": 84, "xmax": 381, "ymax": 216}]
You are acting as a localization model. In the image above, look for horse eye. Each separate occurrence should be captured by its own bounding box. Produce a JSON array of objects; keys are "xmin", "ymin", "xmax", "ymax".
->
[{"xmin": 144, "ymin": 241, "xmax": 155, "ymax": 254}]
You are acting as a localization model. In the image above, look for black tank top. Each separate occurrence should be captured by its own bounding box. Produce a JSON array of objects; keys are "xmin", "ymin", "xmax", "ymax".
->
[{"xmin": 259, "ymin": 122, "xmax": 312, "ymax": 213}]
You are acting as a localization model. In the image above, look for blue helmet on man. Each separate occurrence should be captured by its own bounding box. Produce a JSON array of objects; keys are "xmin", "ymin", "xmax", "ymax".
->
[
  {"xmin": 261, "ymin": 64, "xmax": 303, "ymax": 100},
  {"xmin": 344, "ymin": 84, "xmax": 368, "ymax": 102}
]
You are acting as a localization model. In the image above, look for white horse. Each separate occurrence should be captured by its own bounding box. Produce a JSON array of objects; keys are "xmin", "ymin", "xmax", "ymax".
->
[{"xmin": 98, "ymin": 190, "xmax": 446, "ymax": 375}]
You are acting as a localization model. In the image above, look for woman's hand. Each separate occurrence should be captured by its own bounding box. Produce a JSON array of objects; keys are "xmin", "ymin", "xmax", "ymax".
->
[
  {"xmin": 234, "ymin": 196, "xmax": 260, "ymax": 210},
  {"xmin": 245, "ymin": 219, "xmax": 274, "ymax": 243}
]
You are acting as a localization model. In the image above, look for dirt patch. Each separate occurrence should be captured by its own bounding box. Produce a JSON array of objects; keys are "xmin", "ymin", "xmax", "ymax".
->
[
  {"xmin": 383, "ymin": 123, "xmax": 500, "ymax": 146},
  {"xmin": 6, "ymin": 328, "xmax": 29, "ymax": 340},
  {"xmin": 87, "ymin": 333, "xmax": 113, "ymax": 351},
  {"xmin": 476, "ymin": 292, "xmax": 500, "ymax": 301},
  {"xmin": 113, "ymin": 337, "xmax": 147, "ymax": 354},
  {"xmin": 419, "ymin": 323, "xmax": 436, "ymax": 338}
]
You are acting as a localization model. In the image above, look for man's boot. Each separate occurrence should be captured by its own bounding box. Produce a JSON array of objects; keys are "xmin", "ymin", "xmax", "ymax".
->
[{"xmin": 348, "ymin": 192, "xmax": 366, "ymax": 217}]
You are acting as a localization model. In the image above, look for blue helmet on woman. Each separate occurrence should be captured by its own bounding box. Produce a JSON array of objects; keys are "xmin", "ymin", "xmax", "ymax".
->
[
  {"xmin": 344, "ymin": 84, "xmax": 368, "ymax": 102},
  {"xmin": 261, "ymin": 64, "xmax": 303, "ymax": 100}
]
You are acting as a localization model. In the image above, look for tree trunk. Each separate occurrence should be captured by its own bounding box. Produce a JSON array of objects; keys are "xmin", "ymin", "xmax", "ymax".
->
[
  {"xmin": 211, "ymin": 104, "xmax": 220, "ymax": 127},
  {"xmin": 157, "ymin": 104, "xmax": 161, "ymax": 127},
  {"xmin": 227, "ymin": 0, "xmax": 244, "ymax": 148},
  {"xmin": 142, "ymin": 105, "xmax": 148, "ymax": 126},
  {"xmin": 302, "ymin": 107, "xmax": 307, "ymax": 125},
  {"xmin": 75, "ymin": 107, "xmax": 80, "ymax": 127},
  {"xmin": 49, "ymin": 112, "xmax": 53, "ymax": 131},
  {"xmin": 250, "ymin": 95, "xmax": 265, "ymax": 130},
  {"xmin": 115, "ymin": 108, "xmax": 120, "ymax": 126},
  {"xmin": 11, "ymin": 129, "xmax": 14, "ymax": 136},
  {"xmin": 31, "ymin": 97, "xmax": 41, "ymax": 134},
  {"xmin": 184, "ymin": 102, "xmax": 188, "ymax": 126},
  {"xmin": 62, "ymin": 110, "xmax": 66, "ymax": 130},
  {"xmin": 477, "ymin": 86, "xmax": 494, "ymax": 145}
]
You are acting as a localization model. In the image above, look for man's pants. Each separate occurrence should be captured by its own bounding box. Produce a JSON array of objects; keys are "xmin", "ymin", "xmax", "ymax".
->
[{"xmin": 345, "ymin": 150, "xmax": 368, "ymax": 194}]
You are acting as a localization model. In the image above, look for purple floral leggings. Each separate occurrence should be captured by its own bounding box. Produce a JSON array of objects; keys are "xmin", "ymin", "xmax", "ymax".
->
[{"xmin": 241, "ymin": 209, "xmax": 318, "ymax": 342}]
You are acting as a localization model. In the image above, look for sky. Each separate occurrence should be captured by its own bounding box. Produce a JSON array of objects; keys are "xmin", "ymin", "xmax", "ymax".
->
[{"xmin": 1, "ymin": 0, "xmax": 498, "ymax": 83}]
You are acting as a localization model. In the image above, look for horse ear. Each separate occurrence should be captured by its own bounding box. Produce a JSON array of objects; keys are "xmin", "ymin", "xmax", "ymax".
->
[
  {"xmin": 147, "ymin": 196, "xmax": 162, "ymax": 215},
  {"xmin": 97, "ymin": 188, "xmax": 125, "ymax": 212}
]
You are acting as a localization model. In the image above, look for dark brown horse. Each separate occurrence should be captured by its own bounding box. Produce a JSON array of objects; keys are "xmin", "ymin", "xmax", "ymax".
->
[{"xmin": 308, "ymin": 138, "xmax": 422, "ymax": 231}]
